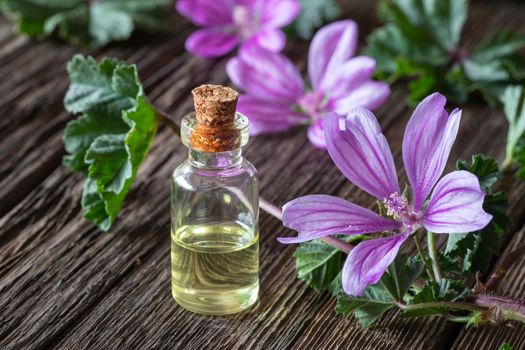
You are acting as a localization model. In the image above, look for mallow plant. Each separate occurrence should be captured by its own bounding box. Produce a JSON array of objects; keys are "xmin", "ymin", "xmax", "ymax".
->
[{"xmin": 276, "ymin": 93, "xmax": 525, "ymax": 327}]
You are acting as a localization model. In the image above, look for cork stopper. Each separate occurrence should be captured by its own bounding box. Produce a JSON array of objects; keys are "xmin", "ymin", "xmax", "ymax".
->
[
  {"xmin": 192, "ymin": 84, "xmax": 239, "ymax": 126},
  {"xmin": 186, "ymin": 84, "xmax": 246, "ymax": 153}
]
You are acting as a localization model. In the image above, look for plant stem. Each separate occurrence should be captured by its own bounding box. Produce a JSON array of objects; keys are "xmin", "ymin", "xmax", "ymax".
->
[
  {"xmin": 396, "ymin": 300, "xmax": 485, "ymax": 313},
  {"xmin": 259, "ymin": 197, "xmax": 353, "ymax": 253},
  {"xmin": 413, "ymin": 233, "xmax": 435, "ymax": 281},
  {"xmin": 427, "ymin": 231, "xmax": 443, "ymax": 282},
  {"xmin": 484, "ymin": 243, "xmax": 525, "ymax": 291},
  {"xmin": 473, "ymin": 294, "xmax": 525, "ymax": 323},
  {"xmin": 155, "ymin": 109, "xmax": 181, "ymax": 135}
]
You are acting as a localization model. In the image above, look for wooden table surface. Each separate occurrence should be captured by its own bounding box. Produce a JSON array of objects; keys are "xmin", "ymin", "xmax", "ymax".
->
[{"xmin": 2, "ymin": 1, "xmax": 525, "ymax": 349}]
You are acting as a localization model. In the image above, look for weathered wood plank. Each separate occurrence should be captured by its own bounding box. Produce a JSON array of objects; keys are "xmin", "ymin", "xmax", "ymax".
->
[{"xmin": 1, "ymin": 1, "xmax": 525, "ymax": 350}]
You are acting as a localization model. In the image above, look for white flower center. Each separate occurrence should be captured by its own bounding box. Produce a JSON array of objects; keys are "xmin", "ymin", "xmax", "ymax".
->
[{"xmin": 232, "ymin": 6, "xmax": 259, "ymax": 40}]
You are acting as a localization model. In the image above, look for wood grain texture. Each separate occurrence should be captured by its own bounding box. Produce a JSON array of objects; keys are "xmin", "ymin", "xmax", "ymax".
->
[{"xmin": 1, "ymin": 1, "xmax": 525, "ymax": 349}]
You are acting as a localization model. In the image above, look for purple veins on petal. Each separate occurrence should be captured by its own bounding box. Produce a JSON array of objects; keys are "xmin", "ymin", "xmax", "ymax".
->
[
  {"xmin": 422, "ymin": 170, "xmax": 492, "ymax": 233},
  {"xmin": 325, "ymin": 110, "xmax": 400, "ymax": 201},
  {"xmin": 308, "ymin": 20, "xmax": 359, "ymax": 90},
  {"xmin": 278, "ymin": 194, "xmax": 401, "ymax": 244},
  {"xmin": 402, "ymin": 93, "xmax": 461, "ymax": 212},
  {"xmin": 342, "ymin": 232, "xmax": 409, "ymax": 296}
]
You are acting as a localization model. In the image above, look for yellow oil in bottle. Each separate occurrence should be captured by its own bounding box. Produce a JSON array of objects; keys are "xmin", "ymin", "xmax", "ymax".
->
[{"xmin": 171, "ymin": 221, "xmax": 259, "ymax": 315}]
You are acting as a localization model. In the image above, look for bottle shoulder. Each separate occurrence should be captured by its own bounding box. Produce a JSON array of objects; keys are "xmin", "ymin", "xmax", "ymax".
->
[{"xmin": 171, "ymin": 158, "xmax": 258, "ymax": 184}]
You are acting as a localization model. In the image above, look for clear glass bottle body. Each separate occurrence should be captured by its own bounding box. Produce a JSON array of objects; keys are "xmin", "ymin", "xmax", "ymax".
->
[{"xmin": 170, "ymin": 115, "xmax": 259, "ymax": 315}]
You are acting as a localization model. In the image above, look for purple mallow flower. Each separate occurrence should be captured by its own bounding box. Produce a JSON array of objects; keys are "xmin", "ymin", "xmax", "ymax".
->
[
  {"xmin": 176, "ymin": 0, "xmax": 301, "ymax": 58},
  {"xmin": 278, "ymin": 93, "xmax": 492, "ymax": 296},
  {"xmin": 227, "ymin": 20, "xmax": 390, "ymax": 148}
]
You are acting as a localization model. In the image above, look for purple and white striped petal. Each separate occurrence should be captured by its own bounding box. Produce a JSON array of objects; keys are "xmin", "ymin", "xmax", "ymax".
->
[
  {"xmin": 320, "ymin": 56, "xmax": 377, "ymax": 98},
  {"xmin": 402, "ymin": 93, "xmax": 461, "ymax": 212},
  {"xmin": 261, "ymin": 0, "xmax": 301, "ymax": 28},
  {"xmin": 226, "ymin": 45, "xmax": 304, "ymax": 102},
  {"xmin": 237, "ymin": 95, "xmax": 307, "ymax": 135},
  {"xmin": 176, "ymin": 0, "xmax": 233, "ymax": 27},
  {"xmin": 325, "ymin": 110, "xmax": 400, "ymax": 200},
  {"xmin": 278, "ymin": 195, "xmax": 402, "ymax": 244},
  {"xmin": 243, "ymin": 28, "xmax": 286, "ymax": 52},
  {"xmin": 306, "ymin": 118, "xmax": 327, "ymax": 148},
  {"xmin": 308, "ymin": 20, "xmax": 358, "ymax": 90},
  {"xmin": 342, "ymin": 233, "xmax": 409, "ymax": 296},
  {"xmin": 422, "ymin": 171, "xmax": 492, "ymax": 233},
  {"xmin": 332, "ymin": 81, "xmax": 391, "ymax": 115},
  {"xmin": 185, "ymin": 29, "xmax": 238, "ymax": 58}
]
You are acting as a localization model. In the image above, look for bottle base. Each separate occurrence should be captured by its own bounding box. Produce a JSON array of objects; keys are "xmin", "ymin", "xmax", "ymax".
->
[{"xmin": 172, "ymin": 282, "xmax": 259, "ymax": 315}]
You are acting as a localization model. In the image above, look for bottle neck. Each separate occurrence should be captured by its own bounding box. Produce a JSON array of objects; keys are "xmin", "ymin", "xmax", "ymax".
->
[{"xmin": 188, "ymin": 148, "xmax": 243, "ymax": 169}]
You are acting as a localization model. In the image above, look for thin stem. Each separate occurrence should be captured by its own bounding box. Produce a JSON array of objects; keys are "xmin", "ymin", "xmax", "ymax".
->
[
  {"xmin": 155, "ymin": 109, "xmax": 181, "ymax": 135},
  {"xmin": 427, "ymin": 231, "xmax": 443, "ymax": 282},
  {"xmin": 473, "ymin": 294, "xmax": 525, "ymax": 323},
  {"xmin": 413, "ymin": 234, "xmax": 435, "ymax": 281},
  {"xmin": 259, "ymin": 197, "xmax": 353, "ymax": 253},
  {"xmin": 485, "ymin": 243, "xmax": 525, "ymax": 291},
  {"xmin": 396, "ymin": 300, "xmax": 485, "ymax": 313}
]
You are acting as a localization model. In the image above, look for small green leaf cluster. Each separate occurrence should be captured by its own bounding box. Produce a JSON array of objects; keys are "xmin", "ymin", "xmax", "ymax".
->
[
  {"xmin": 293, "ymin": 0, "xmax": 341, "ymax": 39},
  {"xmin": 364, "ymin": 0, "xmax": 525, "ymax": 105},
  {"xmin": 0, "ymin": 0, "xmax": 169, "ymax": 48},
  {"xmin": 63, "ymin": 55, "xmax": 158, "ymax": 231}
]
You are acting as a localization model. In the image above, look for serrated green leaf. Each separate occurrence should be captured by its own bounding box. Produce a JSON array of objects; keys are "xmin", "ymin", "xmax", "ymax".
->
[
  {"xmin": 333, "ymin": 254, "xmax": 422, "ymax": 327},
  {"xmin": 456, "ymin": 154, "xmax": 501, "ymax": 192},
  {"xmin": 365, "ymin": 0, "xmax": 525, "ymax": 104},
  {"xmin": 403, "ymin": 279, "xmax": 470, "ymax": 317},
  {"xmin": 294, "ymin": 235, "xmax": 368, "ymax": 292},
  {"xmin": 381, "ymin": 254, "xmax": 424, "ymax": 301},
  {"xmin": 293, "ymin": 0, "xmax": 341, "ymax": 39},
  {"xmin": 499, "ymin": 342, "xmax": 513, "ymax": 350},
  {"xmin": 63, "ymin": 55, "xmax": 158, "ymax": 231},
  {"xmin": 335, "ymin": 281, "xmax": 395, "ymax": 328},
  {"xmin": 1, "ymin": 0, "xmax": 168, "ymax": 48}
]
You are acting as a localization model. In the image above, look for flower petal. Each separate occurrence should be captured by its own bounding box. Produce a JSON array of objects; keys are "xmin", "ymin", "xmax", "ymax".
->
[
  {"xmin": 422, "ymin": 170, "xmax": 492, "ymax": 233},
  {"xmin": 320, "ymin": 56, "xmax": 376, "ymax": 97},
  {"xmin": 332, "ymin": 81, "xmax": 391, "ymax": 115},
  {"xmin": 244, "ymin": 28, "xmax": 286, "ymax": 52},
  {"xmin": 278, "ymin": 195, "xmax": 402, "ymax": 244},
  {"xmin": 226, "ymin": 45, "xmax": 304, "ymax": 102},
  {"xmin": 325, "ymin": 110, "xmax": 400, "ymax": 200},
  {"xmin": 176, "ymin": 0, "xmax": 233, "ymax": 26},
  {"xmin": 261, "ymin": 0, "xmax": 301, "ymax": 28},
  {"xmin": 308, "ymin": 20, "xmax": 358, "ymax": 90},
  {"xmin": 342, "ymin": 233, "xmax": 409, "ymax": 296},
  {"xmin": 237, "ymin": 95, "xmax": 307, "ymax": 135},
  {"xmin": 185, "ymin": 29, "xmax": 238, "ymax": 58},
  {"xmin": 307, "ymin": 118, "xmax": 327, "ymax": 149},
  {"xmin": 402, "ymin": 93, "xmax": 461, "ymax": 212}
]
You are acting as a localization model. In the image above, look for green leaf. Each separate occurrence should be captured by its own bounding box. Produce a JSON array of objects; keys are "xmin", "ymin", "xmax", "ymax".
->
[
  {"xmin": 404, "ymin": 279, "xmax": 470, "ymax": 317},
  {"xmin": 294, "ymin": 235, "xmax": 368, "ymax": 293},
  {"xmin": 293, "ymin": 0, "xmax": 341, "ymax": 39},
  {"xmin": 445, "ymin": 155, "xmax": 511, "ymax": 273},
  {"xmin": 380, "ymin": 255, "xmax": 424, "ymax": 301},
  {"xmin": 294, "ymin": 239, "xmax": 346, "ymax": 292},
  {"xmin": 1, "ymin": 0, "xmax": 168, "ymax": 48},
  {"xmin": 63, "ymin": 55, "xmax": 158, "ymax": 231},
  {"xmin": 335, "ymin": 281, "xmax": 395, "ymax": 328},
  {"xmin": 365, "ymin": 0, "xmax": 525, "ymax": 104},
  {"xmin": 499, "ymin": 342, "xmax": 513, "ymax": 350},
  {"xmin": 334, "ymin": 254, "xmax": 423, "ymax": 327},
  {"xmin": 500, "ymin": 85, "xmax": 525, "ymax": 175}
]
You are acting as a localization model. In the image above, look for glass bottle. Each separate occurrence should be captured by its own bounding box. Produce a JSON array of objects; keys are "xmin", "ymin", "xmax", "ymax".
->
[{"xmin": 170, "ymin": 86, "xmax": 259, "ymax": 315}]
